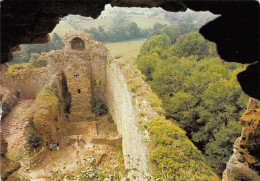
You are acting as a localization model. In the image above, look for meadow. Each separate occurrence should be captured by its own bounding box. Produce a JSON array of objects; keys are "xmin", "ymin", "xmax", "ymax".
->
[{"xmin": 104, "ymin": 38, "xmax": 146, "ymax": 63}]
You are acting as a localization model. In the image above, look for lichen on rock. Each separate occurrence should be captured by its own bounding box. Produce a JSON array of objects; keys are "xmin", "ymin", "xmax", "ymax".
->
[{"xmin": 223, "ymin": 98, "xmax": 260, "ymax": 181}]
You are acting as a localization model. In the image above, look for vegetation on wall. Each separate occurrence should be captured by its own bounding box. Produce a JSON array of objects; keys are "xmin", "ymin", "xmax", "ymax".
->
[
  {"xmin": 33, "ymin": 85, "xmax": 59, "ymax": 136},
  {"xmin": 116, "ymin": 58, "xmax": 216, "ymax": 179},
  {"xmin": 27, "ymin": 128, "xmax": 43, "ymax": 149},
  {"xmin": 136, "ymin": 24, "xmax": 248, "ymax": 174},
  {"xmin": 92, "ymin": 99, "xmax": 109, "ymax": 117}
]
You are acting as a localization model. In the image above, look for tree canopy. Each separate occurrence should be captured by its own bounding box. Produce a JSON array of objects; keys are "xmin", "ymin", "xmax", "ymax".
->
[
  {"xmin": 12, "ymin": 33, "xmax": 64, "ymax": 64},
  {"xmin": 136, "ymin": 24, "xmax": 248, "ymax": 175}
]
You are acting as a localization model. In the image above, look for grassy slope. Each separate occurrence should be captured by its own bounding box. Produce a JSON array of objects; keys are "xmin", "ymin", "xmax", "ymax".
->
[{"xmin": 104, "ymin": 39, "xmax": 146, "ymax": 63}]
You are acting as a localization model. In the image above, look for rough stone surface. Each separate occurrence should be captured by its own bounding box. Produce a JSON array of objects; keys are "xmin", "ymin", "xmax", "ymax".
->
[
  {"xmin": 223, "ymin": 98, "xmax": 260, "ymax": 181},
  {"xmin": 0, "ymin": 132, "xmax": 21, "ymax": 180},
  {"xmin": 106, "ymin": 60, "xmax": 154, "ymax": 179},
  {"xmin": 0, "ymin": 32, "xmax": 153, "ymax": 180}
]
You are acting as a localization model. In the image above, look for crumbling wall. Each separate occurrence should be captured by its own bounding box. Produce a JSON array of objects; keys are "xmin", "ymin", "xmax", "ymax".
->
[
  {"xmin": 106, "ymin": 59, "xmax": 153, "ymax": 180},
  {"xmin": 89, "ymin": 41, "xmax": 107, "ymax": 103},
  {"xmin": 46, "ymin": 32, "xmax": 107, "ymax": 122}
]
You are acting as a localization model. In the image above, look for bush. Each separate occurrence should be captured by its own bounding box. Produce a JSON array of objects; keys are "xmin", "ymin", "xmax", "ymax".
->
[
  {"xmin": 92, "ymin": 99, "xmax": 108, "ymax": 117},
  {"xmin": 27, "ymin": 128, "xmax": 43, "ymax": 149},
  {"xmin": 1, "ymin": 101, "xmax": 10, "ymax": 118},
  {"xmin": 29, "ymin": 53, "xmax": 48, "ymax": 68}
]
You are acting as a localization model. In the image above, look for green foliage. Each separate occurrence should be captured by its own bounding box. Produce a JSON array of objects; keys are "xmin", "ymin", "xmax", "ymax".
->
[
  {"xmin": 137, "ymin": 53, "xmax": 160, "ymax": 80},
  {"xmin": 148, "ymin": 117, "xmax": 217, "ymax": 180},
  {"xmin": 92, "ymin": 99, "xmax": 108, "ymax": 117},
  {"xmin": 12, "ymin": 33, "xmax": 64, "ymax": 64},
  {"xmin": 150, "ymin": 24, "xmax": 198, "ymax": 44},
  {"xmin": 27, "ymin": 128, "xmax": 43, "ymax": 149},
  {"xmin": 1, "ymin": 100, "xmax": 10, "ymax": 118},
  {"xmin": 29, "ymin": 53, "xmax": 48, "ymax": 68},
  {"xmin": 139, "ymin": 35, "xmax": 171, "ymax": 57},
  {"xmin": 137, "ymin": 24, "xmax": 249, "ymax": 175},
  {"xmin": 4, "ymin": 64, "xmax": 26, "ymax": 77},
  {"xmin": 85, "ymin": 18, "xmax": 166, "ymax": 43},
  {"xmin": 151, "ymin": 57, "xmax": 247, "ymax": 174},
  {"xmin": 166, "ymin": 32, "xmax": 217, "ymax": 60}
]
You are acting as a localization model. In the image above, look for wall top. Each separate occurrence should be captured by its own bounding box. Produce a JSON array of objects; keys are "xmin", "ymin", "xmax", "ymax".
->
[{"xmin": 64, "ymin": 31, "xmax": 94, "ymax": 50}]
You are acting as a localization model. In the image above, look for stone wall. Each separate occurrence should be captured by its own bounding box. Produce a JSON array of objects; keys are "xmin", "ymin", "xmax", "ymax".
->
[
  {"xmin": 106, "ymin": 58, "xmax": 156, "ymax": 180},
  {"xmin": 46, "ymin": 32, "xmax": 153, "ymax": 179},
  {"xmin": 0, "ymin": 66, "xmax": 50, "ymax": 100},
  {"xmin": 46, "ymin": 31, "xmax": 107, "ymax": 122}
]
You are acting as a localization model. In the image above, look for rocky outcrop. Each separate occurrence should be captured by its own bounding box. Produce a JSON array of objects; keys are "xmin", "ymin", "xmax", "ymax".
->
[
  {"xmin": 0, "ymin": 132, "xmax": 21, "ymax": 180},
  {"xmin": 223, "ymin": 98, "xmax": 260, "ymax": 181}
]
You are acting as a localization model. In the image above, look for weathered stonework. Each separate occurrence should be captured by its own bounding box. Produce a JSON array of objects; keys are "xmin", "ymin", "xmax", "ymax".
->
[
  {"xmin": 223, "ymin": 98, "xmax": 260, "ymax": 181},
  {"xmin": 47, "ymin": 32, "xmax": 107, "ymax": 122},
  {"xmin": 106, "ymin": 59, "xmax": 154, "ymax": 179}
]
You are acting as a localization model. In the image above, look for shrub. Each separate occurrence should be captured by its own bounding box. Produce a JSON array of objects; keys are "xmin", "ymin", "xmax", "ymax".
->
[
  {"xmin": 92, "ymin": 99, "xmax": 108, "ymax": 117},
  {"xmin": 4, "ymin": 64, "xmax": 26, "ymax": 77},
  {"xmin": 1, "ymin": 101, "xmax": 10, "ymax": 118},
  {"xmin": 29, "ymin": 53, "xmax": 48, "ymax": 68},
  {"xmin": 27, "ymin": 128, "xmax": 43, "ymax": 149}
]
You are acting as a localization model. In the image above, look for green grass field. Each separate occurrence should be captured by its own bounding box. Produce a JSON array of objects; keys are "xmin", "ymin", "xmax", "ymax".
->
[{"xmin": 104, "ymin": 38, "xmax": 146, "ymax": 63}]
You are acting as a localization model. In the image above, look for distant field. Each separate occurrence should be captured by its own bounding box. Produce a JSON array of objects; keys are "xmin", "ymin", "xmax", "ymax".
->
[
  {"xmin": 104, "ymin": 38, "xmax": 146, "ymax": 63},
  {"xmin": 51, "ymin": 21, "xmax": 76, "ymax": 37},
  {"xmin": 131, "ymin": 16, "xmax": 169, "ymax": 29}
]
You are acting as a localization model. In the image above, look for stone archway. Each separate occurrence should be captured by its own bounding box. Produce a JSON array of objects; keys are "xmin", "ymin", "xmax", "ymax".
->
[{"xmin": 71, "ymin": 37, "xmax": 85, "ymax": 50}]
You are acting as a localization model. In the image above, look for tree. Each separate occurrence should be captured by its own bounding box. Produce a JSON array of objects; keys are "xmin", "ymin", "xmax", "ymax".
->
[
  {"xmin": 165, "ymin": 32, "xmax": 217, "ymax": 60},
  {"xmin": 137, "ymin": 25, "xmax": 248, "ymax": 174},
  {"xmin": 136, "ymin": 53, "xmax": 161, "ymax": 81},
  {"xmin": 140, "ymin": 34, "xmax": 171, "ymax": 56},
  {"xmin": 12, "ymin": 33, "xmax": 64, "ymax": 64},
  {"xmin": 28, "ymin": 128, "xmax": 43, "ymax": 148}
]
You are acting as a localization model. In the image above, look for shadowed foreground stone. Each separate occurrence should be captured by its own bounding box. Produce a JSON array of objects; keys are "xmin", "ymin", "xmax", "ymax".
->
[{"xmin": 0, "ymin": 132, "xmax": 21, "ymax": 180}]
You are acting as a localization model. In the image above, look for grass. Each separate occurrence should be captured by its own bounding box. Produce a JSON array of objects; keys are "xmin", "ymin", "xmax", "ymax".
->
[
  {"xmin": 131, "ymin": 16, "xmax": 169, "ymax": 29},
  {"xmin": 50, "ymin": 21, "xmax": 76, "ymax": 37},
  {"xmin": 104, "ymin": 39, "xmax": 146, "ymax": 63}
]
